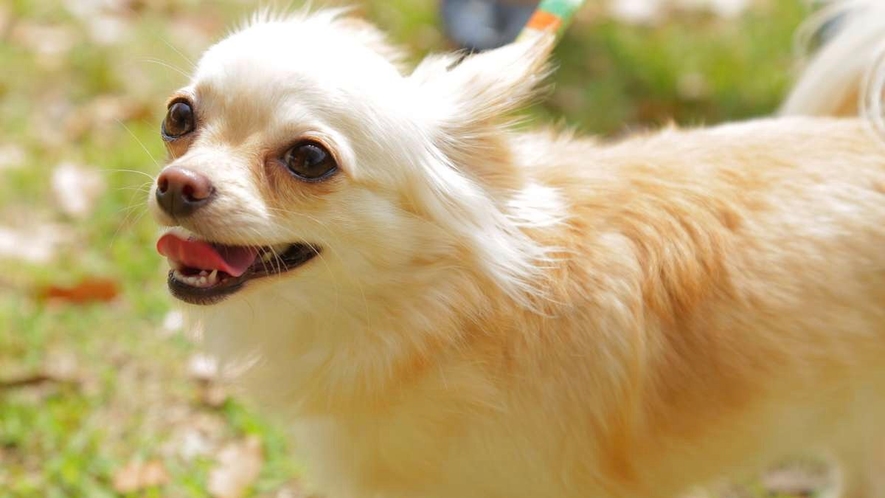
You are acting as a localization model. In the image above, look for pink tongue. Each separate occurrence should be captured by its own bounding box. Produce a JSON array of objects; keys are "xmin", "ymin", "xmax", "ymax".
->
[{"xmin": 157, "ymin": 234, "xmax": 258, "ymax": 278}]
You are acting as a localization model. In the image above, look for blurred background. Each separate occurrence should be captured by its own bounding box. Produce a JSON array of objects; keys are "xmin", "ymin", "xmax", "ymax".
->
[{"xmin": 0, "ymin": 0, "xmax": 821, "ymax": 496}]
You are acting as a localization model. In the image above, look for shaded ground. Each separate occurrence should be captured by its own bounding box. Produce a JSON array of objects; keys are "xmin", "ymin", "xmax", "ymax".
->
[{"xmin": 0, "ymin": 0, "xmax": 828, "ymax": 496}]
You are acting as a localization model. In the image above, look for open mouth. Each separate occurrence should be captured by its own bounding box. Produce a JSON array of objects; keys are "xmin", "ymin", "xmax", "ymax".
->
[{"xmin": 156, "ymin": 231, "xmax": 320, "ymax": 305}]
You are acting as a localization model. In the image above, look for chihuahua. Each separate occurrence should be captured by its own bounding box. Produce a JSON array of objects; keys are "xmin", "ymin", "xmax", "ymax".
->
[{"xmin": 149, "ymin": 5, "xmax": 885, "ymax": 498}]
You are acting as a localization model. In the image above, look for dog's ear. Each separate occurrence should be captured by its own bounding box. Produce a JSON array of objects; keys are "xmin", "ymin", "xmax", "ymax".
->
[
  {"xmin": 401, "ymin": 37, "xmax": 557, "ymax": 305},
  {"xmin": 410, "ymin": 36, "xmax": 555, "ymax": 190},
  {"xmin": 412, "ymin": 35, "xmax": 554, "ymax": 126}
]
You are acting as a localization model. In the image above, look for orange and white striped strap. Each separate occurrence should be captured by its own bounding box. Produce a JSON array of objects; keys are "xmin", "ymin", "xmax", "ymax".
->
[{"xmin": 517, "ymin": 0, "xmax": 587, "ymax": 41}]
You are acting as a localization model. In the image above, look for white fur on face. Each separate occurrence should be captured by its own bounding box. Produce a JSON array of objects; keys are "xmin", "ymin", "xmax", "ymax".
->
[{"xmin": 150, "ymin": 10, "xmax": 561, "ymax": 403}]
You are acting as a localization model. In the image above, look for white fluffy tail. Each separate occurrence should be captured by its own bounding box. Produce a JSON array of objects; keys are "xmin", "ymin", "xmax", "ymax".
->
[{"xmin": 780, "ymin": 0, "xmax": 885, "ymax": 120}]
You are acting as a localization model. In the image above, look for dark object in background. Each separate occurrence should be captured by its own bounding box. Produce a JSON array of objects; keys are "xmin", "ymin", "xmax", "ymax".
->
[
  {"xmin": 816, "ymin": 13, "xmax": 847, "ymax": 47},
  {"xmin": 441, "ymin": 0, "xmax": 540, "ymax": 51}
]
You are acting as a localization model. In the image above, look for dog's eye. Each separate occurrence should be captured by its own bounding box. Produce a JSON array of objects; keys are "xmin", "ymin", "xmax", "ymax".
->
[
  {"xmin": 162, "ymin": 101, "xmax": 195, "ymax": 140},
  {"xmin": 282, "ymin": 142, "xmax": 338, "ymax": 182}
]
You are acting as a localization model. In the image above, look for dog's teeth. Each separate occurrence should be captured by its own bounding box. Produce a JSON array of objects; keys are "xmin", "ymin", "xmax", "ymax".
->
[
  {"xmin": 199, "ymin": 270, "xmax": 208, "ymax": 277},
  {"xmin": 261, "ymin": 252, "xmax": 274, "ymax": 263},
  {"xmin": 172, "ymin": 269, "xmax": 220, "ymax": 288}
]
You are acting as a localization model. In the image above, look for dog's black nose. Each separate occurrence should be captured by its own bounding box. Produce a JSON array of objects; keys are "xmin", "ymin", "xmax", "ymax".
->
[{"xmin": 155, "ymin": 166, "xmax": 214, "ymax": 218}]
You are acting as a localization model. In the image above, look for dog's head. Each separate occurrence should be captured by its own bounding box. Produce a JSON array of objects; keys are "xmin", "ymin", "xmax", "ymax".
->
[{"xmin": 149, "ymin": 10, "xmax": 558, "ymax": 343}]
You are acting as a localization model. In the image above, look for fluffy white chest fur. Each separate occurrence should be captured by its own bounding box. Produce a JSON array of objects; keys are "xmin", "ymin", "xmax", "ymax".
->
[{"xmin": 149, "ymin": 7, "xmax": 885, "ymax": 498}]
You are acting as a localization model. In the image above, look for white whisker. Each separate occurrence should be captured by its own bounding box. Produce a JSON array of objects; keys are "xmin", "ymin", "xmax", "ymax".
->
[{"xmin": 137, "ymin": 57, "xmax": 193, "ymax": 80}]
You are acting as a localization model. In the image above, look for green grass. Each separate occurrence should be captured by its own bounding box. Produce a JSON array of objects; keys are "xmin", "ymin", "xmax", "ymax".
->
[{"xmin": 0, "ymin": 0, "xmax": 815, "ymax": 496}]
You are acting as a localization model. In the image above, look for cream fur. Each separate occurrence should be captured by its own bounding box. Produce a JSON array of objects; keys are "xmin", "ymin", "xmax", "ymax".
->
[{"xmin": 150, "ymin": 9, "xmax": 885, "ymax": 498}]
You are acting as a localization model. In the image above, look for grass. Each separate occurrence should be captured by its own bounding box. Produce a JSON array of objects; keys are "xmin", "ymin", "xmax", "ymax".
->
[{"xmin": 0, "ymin": 0, "xmax": 816, "ymax": 496}]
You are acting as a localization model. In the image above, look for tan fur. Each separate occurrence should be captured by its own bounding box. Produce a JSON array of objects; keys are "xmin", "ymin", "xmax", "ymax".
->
[
  {"xmin": 150, "ymin": 10, "xmax": 885, "ymax": 498},
  {"xmin": 281, "ymin": 120, "xmax": 885, "ymax": 498}
]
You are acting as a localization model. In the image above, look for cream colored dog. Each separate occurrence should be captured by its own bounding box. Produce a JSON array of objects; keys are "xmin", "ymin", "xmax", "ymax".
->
[{"xmin": 149, "ymin": 6, "xmax": 885, "ymax": 498}]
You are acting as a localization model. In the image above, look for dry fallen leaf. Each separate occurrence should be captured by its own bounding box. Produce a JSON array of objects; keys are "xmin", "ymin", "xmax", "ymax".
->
[
  {"xmin": 9, "ymin": 22, "xmax": 78, "ymax": 69},
  {"xmin": 38, "ymin": 277, "xmax": 120, "ymax": 304},
  {"xmin": 172, "ymin": 427, "xmax": 213, "ymax": 462},
  {"xmin": 86, "ymin": 14, "xmax": 131, "ymax": 45},
  {"xmin": 608, "ymin": 0, "xmax": 664, "ymax": 25},
  {"xmin": 64, "ymin": 95, "xmax": 152, "ymax": 141},
  {"xmin": 273, "ymin": 482, "xmax": 311, "ymax": 498},
  {"xmin": 159, "ymin": 309, "xmax": 184, "ymax": 337},
  {"xmin": 208, "ymin": 436, "xmax": 264, "ymax": 498},
  {"xmin": 51, "ymin": 162, "xmax": 107, "ymax": 219},
  {"xmin": 43, "ymin": 349, "xmax": 80, "ymax": 382},
  {"xmin": 0, "ymin": 143, "xmax": 26, "ymax": 171},
  {"xmin": 188, "ymin": 353, "xmax": 219, "ymax": 382},
  {"xmin": 113, "ymin": 459, "xmax": 170, "ymax": 494},
  {"xmin": 0, "ymin": 5, "xmax": 11, "ymax": 38},
  {"xmin": 188, "ymin": 352, "xmax": 229, "ymax": 407},
  {"xmin": 608, "ymin": 0, "xmax": 750, "ymax": 25},
  {"xmin": 201, "ymin": 383, "xmax": 229, "ymax": 409},
  {"xmin": 762, "ymin": 464, "xmax": 832, "ymax": 497},
  {"xmin": 168, "ymin": 16, "xmax": 221, "ymax": 58},
  {"xmin": 0, "ymin": 373, "xmax": 55, "ymax": 391},
  {"xmin": 61, "ymin": 0, "xmax": 135, "ymax": 20},
  {"xmin": 0, "ymin": 223, "xmax": 69, "ymax": 264},
  {"xmin": 675, "ymin": 0, "xmax": 749, "ymax": 18},
  {"xmin": 0, "ymin": 349, "xmax": 83, "ymax": 395},
  {"xmin": 677, "ymin": 72, "xmax": 711, "ymax": 101}
]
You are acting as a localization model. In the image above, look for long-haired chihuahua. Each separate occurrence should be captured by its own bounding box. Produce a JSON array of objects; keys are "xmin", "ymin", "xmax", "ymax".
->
[{"xmin": 150, "ymin": 4, "xmax": 885, "ymax": 498}]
